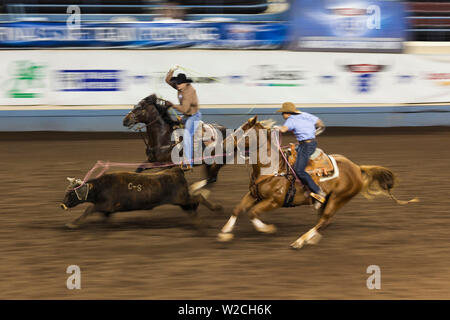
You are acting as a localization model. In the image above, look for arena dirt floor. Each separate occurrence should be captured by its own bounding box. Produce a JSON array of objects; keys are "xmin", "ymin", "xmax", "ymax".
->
[{"xmin": 0, "ymin": 127, "xmax": 449, "ymax": 299}]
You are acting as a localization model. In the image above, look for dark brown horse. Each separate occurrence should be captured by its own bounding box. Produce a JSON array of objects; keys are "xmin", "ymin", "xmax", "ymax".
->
[
  {"xmin": 123, "ymin": 94, "xmax": 228, "ymax": 188},
  {"xmin": 217, "ymin": 116, "xmax": 418, "ymax": 249}
]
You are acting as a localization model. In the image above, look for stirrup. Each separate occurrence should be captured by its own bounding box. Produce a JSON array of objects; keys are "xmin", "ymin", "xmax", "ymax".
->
[
  {"xmin": 310, "ymin": 192, "xmax": 326, "ymax": 204},
  {"xmin": 180, "ymin": 162, "xmax": 193, "ymax": 171}
]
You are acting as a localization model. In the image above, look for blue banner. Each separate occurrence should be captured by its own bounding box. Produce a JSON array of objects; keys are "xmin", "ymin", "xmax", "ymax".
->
[
  {"xmin": 289, "ymin": 0, "xmax": 407, "ymax": 52},
  {"xmin": 0, "ymin": 22, "xmax": 287, "ymax": 49}
]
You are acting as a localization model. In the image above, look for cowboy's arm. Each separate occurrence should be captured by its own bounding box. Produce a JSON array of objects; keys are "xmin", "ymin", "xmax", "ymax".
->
[
  {"xmin": 172, "ymin": 91, "xmax": 192, "ymax": 114},
  {"xmin": 273, "ymin": 125, "xmax": 290, "ymax": 133},
  {"xmin": 275, "ymin": 117, "xmax": 292, "ymax": 133},
  {"xmin": 315, "ymin": 119, "xmax": 325, "ymax": 136},
  {"xmin": 172, "ymin": 102, "xmax": 189, "ymax": 114},
  {"xmin": 165, "ymin": 67, "xmax": 178, "ymax": 89}
]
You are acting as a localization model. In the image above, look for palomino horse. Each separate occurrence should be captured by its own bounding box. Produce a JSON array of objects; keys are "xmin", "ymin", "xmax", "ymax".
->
[
  {"xmin": 217, "ymin": 116, "xmax": 418, "ymax": 249},
  {"xmin": 123, "ymin": 94, "xmax": 228, "ymax": 187}
]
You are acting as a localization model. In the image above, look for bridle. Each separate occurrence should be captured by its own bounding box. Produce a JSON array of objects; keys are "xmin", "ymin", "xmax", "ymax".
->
[
  {"xmin": 128, "ymin": 105, "xmax": 178, "ymax": 158},
  {"xmin": 134, "ymin": 119, "xmax": 159, "ymax": 150}
]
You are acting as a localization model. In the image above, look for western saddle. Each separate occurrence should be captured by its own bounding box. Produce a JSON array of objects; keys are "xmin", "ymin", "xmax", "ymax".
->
[{"xmin": 287, "ymin": 143, "xmax": 334, "ymax": 185}]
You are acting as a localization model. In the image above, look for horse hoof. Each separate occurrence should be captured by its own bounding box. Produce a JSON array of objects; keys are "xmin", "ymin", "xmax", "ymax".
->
[
  {"xmin": 290, "ymin": 240, "xmax": 305, "ymax": 250},
  {"xmin": 65, "ymin": 223, "xmax": 79, "ymax": 229},
  {"xmin": 217, "ymin": 232, "xmax": 234, "ymax": 242},
  {"xmin": 260, "ymin": 224, "xmax": 277, "ymax": 234},
  {"xmin": 306, "ymin": 231, "xmax": 322, "ymax": 245},
  {"xmin": 207, "ymin": 177, "xmax": 217, "ymax": 184},
  {"xmin": 214, "ymin": 204, "xmax": 224, "ymax": 212}
]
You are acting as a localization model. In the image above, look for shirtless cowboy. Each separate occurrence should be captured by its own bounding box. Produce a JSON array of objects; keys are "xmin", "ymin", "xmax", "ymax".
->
[{"xmin": 165, "ymin": 65, "xmax": 201, "ymax": 169}]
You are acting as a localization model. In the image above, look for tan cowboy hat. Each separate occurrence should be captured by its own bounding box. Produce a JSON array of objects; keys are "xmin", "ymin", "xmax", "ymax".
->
[{"xmin": 276, "ymin": 102, "xmax": 302, "ymax": 114}]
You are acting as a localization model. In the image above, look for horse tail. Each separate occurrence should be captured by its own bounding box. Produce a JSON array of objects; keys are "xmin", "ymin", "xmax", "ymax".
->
[{"xmin": 359, "ymin": 165, "xmax": 419, "ymax": 205}]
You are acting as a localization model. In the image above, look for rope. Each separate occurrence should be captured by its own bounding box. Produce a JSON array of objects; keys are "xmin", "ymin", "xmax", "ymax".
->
[
  {"xmin": 74, "ymin": 123, "xmax": 250, "ymax": 190},
  {"xmin": 74, "ymin": 151, "xmax": 231, "ymax": 190},
  {"xmin": 273, "ymin": 131, "xmax": 301, "ymax": 184},
  {"xmin": 136, "ymin": 126, "xmax": 150, "ymax": 149},
  {"xmin": 178, "ymin": 66, "xmax": 221, "ymax": 83},
  {"xmin": 133, "ymin": 118, "xmax": 160, "ymax": 149}
]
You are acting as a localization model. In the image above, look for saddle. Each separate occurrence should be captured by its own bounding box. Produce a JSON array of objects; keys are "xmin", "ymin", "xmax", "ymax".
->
[
  {"xmin": 171, "ymin": 121, "xmax": 218, "ymax": 148},
  {"xmin": 287, "ymin": 143, "xmax": 334, "ymax": 185}
]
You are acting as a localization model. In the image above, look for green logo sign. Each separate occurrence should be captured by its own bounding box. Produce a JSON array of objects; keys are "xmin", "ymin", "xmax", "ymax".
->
[{"xmin": 5, "ymin": 61, "xmax": 46, "ymax": 98}]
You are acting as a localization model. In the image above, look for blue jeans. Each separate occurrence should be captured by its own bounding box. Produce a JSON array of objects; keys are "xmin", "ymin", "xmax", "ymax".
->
[
  {"xmin": 293, "ymin": 141, "xmax": 320, "ymax": 194},
  {"xmin": 182, "ymin": 111, "xmax": 202, "ymax": 166}
]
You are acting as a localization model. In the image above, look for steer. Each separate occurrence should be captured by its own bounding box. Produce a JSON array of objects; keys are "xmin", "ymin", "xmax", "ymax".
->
[{"xmin": 60, "ymin": 167, "xmax": 221, "ymax": 229}]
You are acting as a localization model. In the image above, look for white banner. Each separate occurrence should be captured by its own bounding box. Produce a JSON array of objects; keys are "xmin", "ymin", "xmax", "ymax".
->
[{"xmin": 1, "ymin": 50, "xmax": 450, "ymax": 106}]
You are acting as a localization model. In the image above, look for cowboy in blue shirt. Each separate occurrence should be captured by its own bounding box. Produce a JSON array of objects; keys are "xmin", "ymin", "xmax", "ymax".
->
[{"xmin": 276, "ymin": 102, "xmax": 327, "ymax": 208}]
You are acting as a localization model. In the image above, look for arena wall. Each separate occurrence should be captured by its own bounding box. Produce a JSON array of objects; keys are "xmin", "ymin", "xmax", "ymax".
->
[{"xmin": 1, "ymin": 49, "xmax": 449, "ymax": 130}]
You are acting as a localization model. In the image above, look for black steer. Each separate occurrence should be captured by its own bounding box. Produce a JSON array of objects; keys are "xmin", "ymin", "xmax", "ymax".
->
[{"xmin": 61, "ymin": 167, "xmax": 221, "ymax": 229}]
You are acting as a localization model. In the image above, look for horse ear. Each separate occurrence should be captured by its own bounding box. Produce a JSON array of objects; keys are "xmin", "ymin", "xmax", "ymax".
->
[
  {"xmin": 67, "ymin": 177, "xmax": 75, "ymax": 183},
  {"xmin": 248, "ymin": 116, "xmax": 258, "ymax": 126}
]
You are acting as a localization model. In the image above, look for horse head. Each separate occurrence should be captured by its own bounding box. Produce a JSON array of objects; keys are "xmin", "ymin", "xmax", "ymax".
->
[
  {"xmin": 232, "ymin": 116, "xmax": 276, "ymax": 148},
  {"xmin": 123, "ymin": 94, "xmax": 179, "ymax": 129},
  {"xmin": 227, "ymin": 116, "xmax": 279, "ymax": 163}
]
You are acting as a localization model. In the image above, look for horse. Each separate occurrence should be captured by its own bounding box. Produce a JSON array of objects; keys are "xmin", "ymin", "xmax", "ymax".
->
[
  {"xmin": 122, "ymin": 94, "xmax": 229, "ymax": 188},
  {"xmin": 217, "ymin": 116, "xmax": 418, "ymax": 249}
]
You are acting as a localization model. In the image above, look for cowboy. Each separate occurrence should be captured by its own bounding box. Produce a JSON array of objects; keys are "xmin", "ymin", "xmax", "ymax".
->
[
  {"xmin": 165, "ymin": 65, "xmax": 201, "ymax": 170},
  {"xmin": 275, "ymin": 102, "xmax": 327, "ymax": 208}
]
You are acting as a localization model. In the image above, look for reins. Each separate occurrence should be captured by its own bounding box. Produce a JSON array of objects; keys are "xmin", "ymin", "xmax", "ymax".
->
[
  {"xmin": 274, "ymin": 132, "xmax": 301, "ymax": 183},
  {"xmin": 135, "ymin": 124, "xmax": 151, "ymax": 150},
  {"xmin": 134, "ymin": 114, "xmax": 173, "ymax": 154}
]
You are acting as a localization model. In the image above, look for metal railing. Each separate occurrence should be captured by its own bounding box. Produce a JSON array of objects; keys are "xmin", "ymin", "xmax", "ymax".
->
[
  {"xmin": 5, "ymin": 2, "xmax": 273, "ymax": 14},
  {"xmin": 3, "ymin": 1, "xmax": 288, "ymax": 23}
]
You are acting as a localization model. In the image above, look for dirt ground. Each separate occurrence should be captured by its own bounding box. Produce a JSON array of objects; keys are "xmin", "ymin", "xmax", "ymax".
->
[{"xmin": 0, "ymin": 127, "xmax": 449, "ymax": 299}]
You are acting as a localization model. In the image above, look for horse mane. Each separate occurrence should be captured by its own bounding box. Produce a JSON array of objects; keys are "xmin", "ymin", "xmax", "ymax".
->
[
  {"xmin": 141, "ymin": 94, "xmax": 179, "ymax": 126},
  {"xmin": 258, "ymin": 119, "xmax": 276, "ymax": 129}
]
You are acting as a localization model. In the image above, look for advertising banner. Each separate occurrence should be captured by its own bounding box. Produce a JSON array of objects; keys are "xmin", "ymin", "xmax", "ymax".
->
[
  {"xmin": 289, "ymin": 0, "xmax": 407, "ymax": 52},
  {"xmin": 1, "ymin": 50, "xmax": 450, "ymax": 106},
  {"xmin": 0, "ymin": 22, "xmax": 287, "ymax": 49}
]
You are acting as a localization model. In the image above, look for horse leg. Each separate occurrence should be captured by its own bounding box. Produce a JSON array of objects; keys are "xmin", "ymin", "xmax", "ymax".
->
[
  {"xmin": 188, "ymin": 165, "xmax": 211, "ymax": 193},
  {"xmin": 190, "ymin": 163, "xmax": 224, "ymax": 193},
  {"xmin": 66, "ymin": 205, "xmax": 96, "ymax": 229},
  {"xmin": 319, "ymin": 195, "xmax": 353, "ymax": 229},
  {"xmin": 205, "ymin": 163, "xmax": 224, "ymax": 184},
  {"xmin": 290, "ymin": 193, "xmax": 350, "ymax": 249},
  {"xmin": 248, "ymin": 199, "xmax": 279, "ymax": 234},
  {"xmin": 191, "ymin": 189, "xmax": 223, "ymax": 212},
  {"xmin": 217, "ymin": 192, "xmax": 256, "ymax": 242}
]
